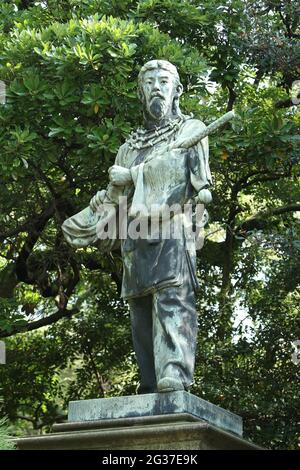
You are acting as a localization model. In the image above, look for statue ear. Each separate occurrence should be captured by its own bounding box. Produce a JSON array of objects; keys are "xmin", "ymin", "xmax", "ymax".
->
[{"xmin": 176, "ymin": 83, "xmax": 183, "ymax": 97}]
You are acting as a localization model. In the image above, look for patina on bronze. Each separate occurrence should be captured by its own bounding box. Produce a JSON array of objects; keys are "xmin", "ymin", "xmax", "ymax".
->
[{"xmin": 62, "ymin": 60, "xmax": 234, "ymax": 394}]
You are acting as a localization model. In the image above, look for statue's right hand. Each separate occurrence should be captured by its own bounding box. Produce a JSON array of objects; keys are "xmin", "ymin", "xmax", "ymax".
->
[{"xmin": 89, "ymin": 189, "xmax": 106, "ymax": 212}]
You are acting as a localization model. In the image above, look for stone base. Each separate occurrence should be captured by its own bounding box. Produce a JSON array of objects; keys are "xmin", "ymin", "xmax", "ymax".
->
[
  {"xmin": 17, "ymin": 413, "xmax": 261, "ymax": 450},
  {"xmin": 68, "ymin": 391, "xmax": 243, "ymax": 436},
  {"xmin": 16, "ymin": 393, "xmax": 263, "ymax": 450}
]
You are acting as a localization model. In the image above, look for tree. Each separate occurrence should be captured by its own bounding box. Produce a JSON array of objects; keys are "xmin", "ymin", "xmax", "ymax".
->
[{"xmin": 0, "ymin": 0, "xmax": 299, "ymax": 449}]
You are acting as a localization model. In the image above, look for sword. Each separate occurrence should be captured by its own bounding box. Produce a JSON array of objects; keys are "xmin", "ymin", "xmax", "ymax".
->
[{"xmin": 169, "ymin": 110, "xmax": 235, "ymax": 150}]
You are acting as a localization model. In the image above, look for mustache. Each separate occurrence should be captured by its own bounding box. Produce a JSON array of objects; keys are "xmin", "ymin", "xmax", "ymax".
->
[{"xmin": 150, "ymin": 93, "xmax": 165, "ymax": 100}]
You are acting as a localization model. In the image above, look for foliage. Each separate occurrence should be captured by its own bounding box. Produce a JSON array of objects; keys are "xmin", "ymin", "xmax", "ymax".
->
[
  {"xmin": 0, "ymin": 418, "xmax": 15, "ymax": 450},
  {"xmin": 0, "ymin": 394, "xmax": 15, "ymax": 450},
  {"xmin": 0, "ymin": 0, "xmax": 299, "ymax": 450}
]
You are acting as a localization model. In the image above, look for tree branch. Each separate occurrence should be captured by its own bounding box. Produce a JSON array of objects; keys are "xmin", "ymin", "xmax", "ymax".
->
[
  {"xmin": 243, "ymin": 171, "xmax": 293, "ymax": 188},
  {"xmin": 277, "ymin": 8, "xmax": 300, "ymax": 39},
  {"xmin": 0, "ymin": 204, "xmax": 55, "ymax": 243},
  {"xmin": 237, "ymin": 203, "xmax": 300, "ymax": 233},
  {"xmin": 0, "ymin": 307, "xmax": 79, "ymax": 339},
  {"xmin": 15, "ymin": 203, "xmax": 56, "ymax": 284},
  {"xmin": 226, "ymin": 84, "xmax": 237, "ymax": 112}
]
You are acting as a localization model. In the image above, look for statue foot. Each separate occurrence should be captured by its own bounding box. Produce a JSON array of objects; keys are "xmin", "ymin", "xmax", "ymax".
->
[{"xmin": 157, "ymin": 377, "xmax": 185, "ymax": 393}]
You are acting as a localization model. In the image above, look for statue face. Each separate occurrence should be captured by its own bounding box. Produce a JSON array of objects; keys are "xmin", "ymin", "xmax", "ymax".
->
[{"xmin": 141, "ymin": 68, "xmax": 176, "ymax": 121}]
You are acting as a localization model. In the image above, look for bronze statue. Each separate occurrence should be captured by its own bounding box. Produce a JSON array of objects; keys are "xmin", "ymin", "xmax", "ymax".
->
[{"xmin": 62, "ymin": 60, "xmax": 234, "ymax": 394}]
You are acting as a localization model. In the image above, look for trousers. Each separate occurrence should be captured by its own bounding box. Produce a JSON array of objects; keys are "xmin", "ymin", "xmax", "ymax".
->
[{"xmin": 128, "ymin": 277, "xmax": 198, "ymax": 393}]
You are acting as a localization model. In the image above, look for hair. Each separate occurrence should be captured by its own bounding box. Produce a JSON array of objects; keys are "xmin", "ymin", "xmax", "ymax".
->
[{"xmin": 138, "ymin": 60, "xmax": 183, "ymax": 116}]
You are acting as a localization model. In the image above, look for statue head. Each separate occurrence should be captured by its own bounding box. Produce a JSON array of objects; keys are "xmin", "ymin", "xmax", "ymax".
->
[{"xmin": 138, "ymin": 60, "xmax": 183, "ymax": 123}]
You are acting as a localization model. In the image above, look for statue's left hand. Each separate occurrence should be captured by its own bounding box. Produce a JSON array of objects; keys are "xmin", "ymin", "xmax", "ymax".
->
[
  {"xmin": 196, "ymin": 188, "xmax": 212, "ymax": 204},
  {"xmin": 108, "ymin": 165, "xmax": 132, "ymax": 186}
]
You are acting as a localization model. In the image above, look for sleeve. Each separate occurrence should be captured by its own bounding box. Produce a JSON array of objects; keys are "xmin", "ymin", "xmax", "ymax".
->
[
  {"xmin": 130, "ymin": 162, "xmax": 143, "ymax": 187},
  {"xmin": 185, "ymin": 121, "xmax": 212, "ymax": 193},
  {"xmin": 104, "ymin": 143, "xmax": 129, "ymax": 204},
  {"xmin": 114, "ymin": 142, "xmax": 127, "ymax": 166}
]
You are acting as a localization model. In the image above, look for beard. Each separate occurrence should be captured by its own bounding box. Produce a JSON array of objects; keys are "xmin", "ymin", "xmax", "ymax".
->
[{"xmin": 147, "ymin": 96, "xmax": 168, "ymax": 120}]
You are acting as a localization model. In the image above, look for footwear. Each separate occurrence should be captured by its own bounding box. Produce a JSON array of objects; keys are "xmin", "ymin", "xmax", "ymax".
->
[{"xmin": 157, "ymin": 377, "xmax": 185, "ymax": 393}]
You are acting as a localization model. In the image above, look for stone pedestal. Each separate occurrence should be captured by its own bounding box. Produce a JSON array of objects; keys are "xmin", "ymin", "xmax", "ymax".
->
[{"xmin": 17, "ymin": 392, "xmax": 262, "ymax": 450}]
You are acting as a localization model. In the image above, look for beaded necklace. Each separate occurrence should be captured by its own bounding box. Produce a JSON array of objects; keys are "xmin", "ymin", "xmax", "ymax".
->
[{"xmin": 127, "ymin": 116, "xmax": 184, "ymax": 150}]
